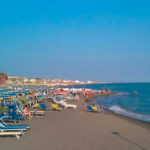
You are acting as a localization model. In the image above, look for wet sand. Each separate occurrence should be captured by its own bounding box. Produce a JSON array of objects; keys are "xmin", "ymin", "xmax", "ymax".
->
[{"xmin": 0, "ymin": 96, "xmax": 150, "ymax": 150}]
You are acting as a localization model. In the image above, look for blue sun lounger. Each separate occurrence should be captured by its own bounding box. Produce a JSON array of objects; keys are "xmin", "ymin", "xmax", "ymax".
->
[
  {"xmin": 0, "ymin": 121, "xmax": 28, "ymax": 131},
  {"xmin": 86, "ymin": 105, "xmax": 103, "ymax": 112},
  {"xmin": 39, "ymin": 103, "xmax": 52, "ymax": 111},
  {"xmin": 0, "ymin": 114, "xmax": 29, "ymax": 130},
  {"xmin": 3, "ymin": 110, "xmax": 26, "ymax": 123},
  {"xmin": 0, "ymin": 120, "xmax": 30, "ymax": 130},
  {"xmin": 0, "ymin": 117, "xmax": 24, "ymax": 140}
]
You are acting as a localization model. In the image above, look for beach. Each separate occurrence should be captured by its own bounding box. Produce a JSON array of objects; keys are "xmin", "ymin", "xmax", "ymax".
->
[
  {"xmin": 0, "ymin": 95, "xmax": 150, "ymax": 150},
  {"xmin": 1, "ymin": 0, "xmax": 150, "ymax": 149}
]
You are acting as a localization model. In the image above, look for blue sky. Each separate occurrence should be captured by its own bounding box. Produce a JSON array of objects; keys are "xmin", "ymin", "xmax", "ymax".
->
[{"xmin": 0, "ymin": 0, "xmax": 150, "ymax": 82}]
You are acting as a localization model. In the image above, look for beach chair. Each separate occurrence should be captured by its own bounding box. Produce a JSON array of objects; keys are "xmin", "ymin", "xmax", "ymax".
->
[
  {"xmin": 0, "ymin": 118, "xmax": 28, "ymax": 139},
  {"xmin": 35, "ymin": 110, "xmax": 45, "ymax": 117},
  {"xmin": 0, "ymin": 123, "xmax": 28, "ymax": 134},
  {"xmin": 3, "ymin": 117, "xmax": 21, "ymax": 123},
  {"xmin": 54, "ymin": 100, "xmax": 77, "ymax": 109},
  {"xmin": 39, "ymin": 103, "xmax": 52, "ymax": 111},
  {"xmin": 19, "ymin": 99, "xmax": 26, "ymax": 107},
  {"xmin": 86, "ymin": 105, "xmax": 102, "ymax": 113},
  {"xmin": 3, "ymin": 110, "xmax": 25, "ymax": 123},
  {"xmin": 51, "ymin": 103, "xmax": 62, "ymax": 111},
  {"xmin": 86, "ymin": 105, "xmax": 94, "ymax": 112},
  {"xmin": 31, "ymin": 103, "xmax": 45, "ymax": 116},
  {"xmin": 0, "ymin": 130, "xmax": 22, "ymax": 139},
  {"xmin": 8, "ymin": 105, "xmax": 16, "ymax": 110},
  {"xmin": 10, "ymin": 110, "xmax": 25, "ymax": 119},
  {"xmin": 47, "ymin": 97, "xmax": 54, "ymax": 102},
  {"xmin": 60, "ymin": 101, "xmax": 77, "ymax": 109},
  {"xmin": 32, "ymin": 103, "xmax": 40, "ymax": 109},
  {"xmin": 15, "ymin": 103, "xmax": 30, "ymax": 120},
  {"xmin": 0, "ymin": 120, "xmax": 30, "ymax": 130},
  {"xmin": 27, "ymin": 99, "xmax": 34, "ymax": 107}
]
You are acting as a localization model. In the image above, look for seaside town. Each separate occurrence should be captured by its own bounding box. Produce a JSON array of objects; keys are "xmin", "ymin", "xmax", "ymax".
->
[{"xmin": 7, "ymin": 76, "xmax": 98, "ymax": 86}]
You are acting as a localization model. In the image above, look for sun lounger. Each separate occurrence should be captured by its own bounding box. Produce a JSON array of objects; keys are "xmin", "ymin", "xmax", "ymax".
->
[
  {"xmin": 51, "ymin": 103, "xmax": 62, "ymax": 111},
  {"xmin": 0, "ymin": 130, "xmax": 22, "ymax": 139},
  {"xmin": 54, "ymin": 100, "xmax": 77, "ymax": 109},
  {"xmin": 87, "ymin": 105, "xmax": 95, "ymax": 112},
  {"xmin": 4, "ymin": 110, "xmax": 26, "ymax": 123},
  {"xmin": 0, "ymin": 120, "xmax": 30, "ymax": 129},
  {"xmin": 3, "ymin": 117, "xmax": 22, "ymax": 123},
  {"xmin": 30, "ymin": 110, "xmax": 36, "ymax": 116},
  {"xmin": 0, "ymin": 121, "xmax": 28, "ymax": 132},
  {"xmin": 86, "ymin": 105, "xmax": 102, "ymax": 112},
  {"xmin": 63, "ymin": 102, "xmax": 77, "ymax": 109},
  {"xmin": 39, "ymin": 103, "xmax": 52, "ymax": 111},
  {"xmin": 31, "ymin": 103, "xmax": 46, "ymax": 116},
  {"xmin": 35, "ymin": 110, "xmax": 45, "ymax": 116},
  {"xmin": 32, "ymin": 103, "xmax": 40, "ymax": 109},
  {"xmin": 0, "ymin": 127, "xmax": 28, "ymax": 133}
]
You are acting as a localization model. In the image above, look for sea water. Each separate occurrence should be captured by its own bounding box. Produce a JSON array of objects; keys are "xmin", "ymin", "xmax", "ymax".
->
[{"xmin": 75, "ymin": 83, "xmax": 150, "ymax": 123}]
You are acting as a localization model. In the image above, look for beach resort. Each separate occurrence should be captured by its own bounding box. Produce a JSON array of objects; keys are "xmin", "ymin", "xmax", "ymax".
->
[
  {"xmin": 0, "ymin": 83, "xmax": 150, "ymax": 150},
  {"xmin": 1, "ymin": 1, "xmax": 150, "ymax": 149}
]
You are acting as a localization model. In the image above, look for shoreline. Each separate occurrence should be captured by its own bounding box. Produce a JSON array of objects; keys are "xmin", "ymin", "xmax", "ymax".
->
[
  {"xmin": 0, "ymin": 93, "xmax": 150, "ymax": 150},
  {"xmin": 84, "ymin": 90, "xmax": 150, "ymax": 125},
  {"xmin": 105, "ymin": 109, "xmax": 150, "ymax": 131},
  {"xmin": 84, "ymin": 94, "xmax": 150, "ymax": 130}
]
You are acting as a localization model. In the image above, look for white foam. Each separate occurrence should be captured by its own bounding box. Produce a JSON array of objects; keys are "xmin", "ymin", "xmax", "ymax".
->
[
  {"xmin": 116, "ymin": 92, "xmax": 130, "ymax": 96},
  {"xmin": 108, "ymin": 105, "xmax": 150, "ymax": 123}
]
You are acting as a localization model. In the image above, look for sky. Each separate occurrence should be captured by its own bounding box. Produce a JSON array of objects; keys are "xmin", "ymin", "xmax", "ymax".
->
[{"xmin": 0, "ymin": 0, "xmax": 150, "ymax": 82}]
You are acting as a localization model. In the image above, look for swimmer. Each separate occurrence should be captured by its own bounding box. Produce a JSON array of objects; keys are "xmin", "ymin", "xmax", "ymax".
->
[{"xmin": 134, "ymin": 91, "xmax": 138, "ymax": 95}]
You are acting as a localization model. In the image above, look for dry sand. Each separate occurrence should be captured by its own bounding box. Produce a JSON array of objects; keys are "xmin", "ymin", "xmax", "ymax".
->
[{"xmin": 0, "ymin": 96, "xmax": 150, "ymax": 150}]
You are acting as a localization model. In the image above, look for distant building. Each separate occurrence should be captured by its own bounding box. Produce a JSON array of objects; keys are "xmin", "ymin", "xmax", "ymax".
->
[{"xmin": 6, "ymin": 75, "xmax": 94, "ymax": 86}]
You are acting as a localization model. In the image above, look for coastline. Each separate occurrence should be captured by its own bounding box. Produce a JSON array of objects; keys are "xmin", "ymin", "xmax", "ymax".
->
[
  {"xmin": 105, "ymin": 109, "xmax": 150, "ymax": 131},
  {"xmin": 0, "ymin": 93, "xmax": 150, "ymax": 150},
  {"xmin": 84, "ymin": 94, "xmax": 150, "ymax": 129},
  {"xmin": 86, "ymin": 93, "xmax": 150, "ymax": 128}
]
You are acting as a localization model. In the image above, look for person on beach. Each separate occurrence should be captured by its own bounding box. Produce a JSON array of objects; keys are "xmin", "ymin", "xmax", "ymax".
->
[
  {"xmin": 83, "ymin": 87, "xmax": 86, "ymax": 95},
  {"xmin": 23, "ymin": 105, "xmax": 32, "ymax": 120},
  {"xmin": 101, "ymin": 88, "xmax": 106, "ymax": 94},
  {"xmin": 32, "ymin": 93, "xmax": 37, "ymax": 99}
]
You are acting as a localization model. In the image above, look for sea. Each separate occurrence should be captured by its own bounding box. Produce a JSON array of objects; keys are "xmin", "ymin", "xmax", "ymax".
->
[{"xmin": 74, "ymin": 83, "xmax": 150, "ymax": 123}]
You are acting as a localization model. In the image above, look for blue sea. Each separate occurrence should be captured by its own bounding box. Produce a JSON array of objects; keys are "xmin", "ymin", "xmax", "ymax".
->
[{"xmin": 75, "ymin": 83, "xmax": 150, "ymax": 123}]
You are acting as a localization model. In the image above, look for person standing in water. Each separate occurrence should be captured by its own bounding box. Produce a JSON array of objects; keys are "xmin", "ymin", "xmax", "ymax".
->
[{"xmin": 134, "ymin": 91, "xmax": 138, "ymax": 95}]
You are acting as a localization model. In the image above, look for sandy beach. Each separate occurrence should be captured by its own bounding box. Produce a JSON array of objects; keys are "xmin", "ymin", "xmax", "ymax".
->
[
  {"xmin": 1, "ymin": 0, "xmax": 150, "ymax": 149},
  {"xmin": 0, "ymin": 96, "xmax": 150, "ymax": 150}
]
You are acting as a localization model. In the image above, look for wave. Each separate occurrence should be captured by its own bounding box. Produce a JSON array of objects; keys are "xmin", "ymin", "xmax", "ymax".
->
[
  {"xmin": 108, "ymin": 105, "xmax": 150, "ymax": 123},
  {"xmin": 116, "ymin": 92, "xmax": 130, "ymax": 96}
]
